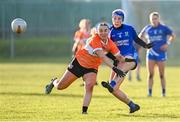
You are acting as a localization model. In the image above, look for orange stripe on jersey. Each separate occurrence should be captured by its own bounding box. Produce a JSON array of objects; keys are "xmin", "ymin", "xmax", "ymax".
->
[{"xmin": 75, "ymin": 34, "xmax": 119, "ymax": 70}]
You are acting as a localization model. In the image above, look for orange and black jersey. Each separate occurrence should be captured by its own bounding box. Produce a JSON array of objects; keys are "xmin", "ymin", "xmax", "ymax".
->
[{"xmin": 75, "ymin": 34, "xmax": 120, "ymax": 70}]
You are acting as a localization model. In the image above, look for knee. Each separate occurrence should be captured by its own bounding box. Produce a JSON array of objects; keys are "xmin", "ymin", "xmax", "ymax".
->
[
  {"xmin": 148, "ymin": 73, "xmax": 154, "ymax": 79},
  {"xmin": 160, "ymin": 74, "xmax": 164, "ymax": 79},
  {"xmin": 85, "ymin": 82, "xmax": 95, "ymax": 92}
]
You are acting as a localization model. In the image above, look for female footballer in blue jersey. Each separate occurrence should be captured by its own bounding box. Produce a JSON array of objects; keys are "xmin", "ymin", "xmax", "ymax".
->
[
  {"xmin": 101, "ymin": 9, "xmax": 153, "ymax": 113},
  {"xmin": 139, "ymin": 12, "xmax": 175, "ymax": 97}
]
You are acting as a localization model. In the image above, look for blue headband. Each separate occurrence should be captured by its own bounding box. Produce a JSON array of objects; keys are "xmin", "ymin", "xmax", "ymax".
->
[{"xmin": 112, "ymin": 9, "xmax": 124, "ymax": 21}]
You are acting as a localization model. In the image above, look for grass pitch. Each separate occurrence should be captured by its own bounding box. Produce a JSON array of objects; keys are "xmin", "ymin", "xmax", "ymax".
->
[{"xmin": 0, "ymin": 62, "xmax": 180, "ymax": 122}]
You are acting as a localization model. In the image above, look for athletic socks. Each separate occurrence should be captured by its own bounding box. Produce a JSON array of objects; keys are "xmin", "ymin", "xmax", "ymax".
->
[
  {"xmin": 52, "ymin": 79, "xmax": 58, "ymax": 88},
  {"xmin": 148, "ymin": 89, "xmax": 152, "ymax": 96},
  {"xmin": 109, "ymin": 80, "xmax": 116, "ymax": 88},
  {"xmin": 162, "ymin": 89, "xmax": 166, "ymax": 97},
  {"xmin": 148, "ymin": 89, "xmax": 166, "ymax": 97},
  {"xmin": 82, "ymin": 106, "xmax": 88, "ymax": 114}
]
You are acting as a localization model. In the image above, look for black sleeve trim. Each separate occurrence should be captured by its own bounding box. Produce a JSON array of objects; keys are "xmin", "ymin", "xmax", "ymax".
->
[
  {"xmin": 106, "ymin": 52, "xmax": 116, "ymax": 61},
  {"xmin": 134, "ymin": 36, "xmax": 147, "ymax": 48}
]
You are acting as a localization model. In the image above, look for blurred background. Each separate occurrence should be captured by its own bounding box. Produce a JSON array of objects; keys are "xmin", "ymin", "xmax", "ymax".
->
[{"xmin": 0, "ymin": 0, "xmax": 179, "ymax": 65}]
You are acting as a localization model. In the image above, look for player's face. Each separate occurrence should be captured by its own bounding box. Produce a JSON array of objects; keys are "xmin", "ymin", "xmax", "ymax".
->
[
  {"xmin": 97, "ymin": 26, "xmax": 109, "ymax": 40},
  {"xmin": 112, "ymin": 15, "xmax": 123, "ymax": 28},
  {"xmin": 150, "ymin": 15, "xmax": 160, "ymax": 27}
]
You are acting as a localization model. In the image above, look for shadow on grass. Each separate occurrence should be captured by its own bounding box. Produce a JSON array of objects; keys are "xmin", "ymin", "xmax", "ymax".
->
[
  {"xmin": 0, "ymin": 92, "xmax": 113, "ymax": 99},
  {"xmin": 132, "ymin": 96, "xmax": 180, "ymax": 99},
  {"xmin": 1, "ymin": 92, "xmax": 180, "ymax": 100},
  {"xmin": 119, "ymin": 113, "xmax": 180, "ymax": 119}
]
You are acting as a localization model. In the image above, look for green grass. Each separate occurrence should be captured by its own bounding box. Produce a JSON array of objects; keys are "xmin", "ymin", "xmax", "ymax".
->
[
  {"xmin": 0, "ymin": 36, "xmax": 72, "ymax": 58},
  {"xmin": 0, "ymin": 62, "xmax": 180, "ymax": 122}
]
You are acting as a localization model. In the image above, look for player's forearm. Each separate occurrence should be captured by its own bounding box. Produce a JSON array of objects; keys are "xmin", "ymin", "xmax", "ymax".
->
[
  {"xmin": 101, "ymin": 55, "xmax": 114, "ymax": 68},
  {"xmin": 96, "ymin": 51, "xmax": 114, "ymax": 68},
  {"xmin": 106, "ymin": 52, "xmax": 116, "ymax": 61},
  {"xmin": 98, "ymin": 53, "xmax": 126, "ymax": 78},
  {"xmin": 134, "ymin": 36, "xmax": 147, "ymax": 48},
  {"xmin": 72, "ymin": 44, "xmax": 77, "ymax": 52},
  {"xmin": 138, "ymin": 32, "xmax": 147, "ymax": 42},
  {"xmin": 72, "ymin": 41, "xmax": 79, "ymax": 52},
  {"xmin": 168, "ymin": 33, "xmax": 176, "ymax": 42},
  {"xmin": 139, "ymin": 36, "xmax": 146, "ymax": 43},
  {"xmin": 116, "ymin": 54, "xmax": 125, "ymax": 62},
  {"xmin": 106, "ymin": 52, "xmax": 125, "ymax": 62}
]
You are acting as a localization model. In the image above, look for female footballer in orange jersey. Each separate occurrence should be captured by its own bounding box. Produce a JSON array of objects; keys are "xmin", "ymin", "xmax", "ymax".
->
[
  {"xmin": 45, "ymin": 23, "xmax": 134, "ymax": 114},
  {"xmin": 72, "ymin": 19, "xmax": 91, "ymax": 55}
]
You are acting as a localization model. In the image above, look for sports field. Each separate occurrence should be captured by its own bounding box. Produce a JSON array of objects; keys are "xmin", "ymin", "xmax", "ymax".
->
[{"xmin": 0, "ymin": 62, "xmax": 180, "ymax": 122}]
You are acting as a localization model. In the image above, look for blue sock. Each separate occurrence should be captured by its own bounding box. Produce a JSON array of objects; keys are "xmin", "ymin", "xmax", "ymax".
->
[
  {"xmin": 162, "ymin": 89, "xmax": 166, "ymax": 94},
  {"xmin": 148, "ymin": 89, "xmax": 152, "ymax": 95},
  {"xmin": 128, "ymin": 101, "xmax": 135, "ymax": 109},
  {"xmin": 110, "ymin": 80, "xmax": 116, "ymax": 88}
]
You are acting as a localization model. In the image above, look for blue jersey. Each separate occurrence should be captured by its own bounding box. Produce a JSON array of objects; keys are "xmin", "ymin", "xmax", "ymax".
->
[
  {"xmin": 141, "ymin": 24, "xmax": 173, "ymax": 53},
  {"xmin": 109, "ymin": 24, "xmax": 138, "ymax": 57},
  {"xmin": 140, "ymin": 24, "xmax": 173, "ymax": 61}
]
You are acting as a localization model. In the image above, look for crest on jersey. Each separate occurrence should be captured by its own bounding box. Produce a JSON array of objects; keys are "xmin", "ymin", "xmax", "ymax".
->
[{"xmin": 125, "ymin": 32, "xmax": 129, "ymax": 37}]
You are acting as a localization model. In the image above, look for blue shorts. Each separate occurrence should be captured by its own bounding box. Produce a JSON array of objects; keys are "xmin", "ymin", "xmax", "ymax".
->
[{"xmin": 147, "ymin": 52, "xmax": 167, "ymax": 61}]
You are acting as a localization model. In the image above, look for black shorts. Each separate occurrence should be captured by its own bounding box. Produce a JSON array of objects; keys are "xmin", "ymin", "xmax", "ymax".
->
[
  {"xmin": 67, "ymin": 58, "xmax": 98, "ymax": 78},
  {"xmin": 125, "ymin": 61, "xmax": 138, "ymax": 74},
  {"xmin": 131, "ymin": 61, "xmax": 138, "ymax": 70}
]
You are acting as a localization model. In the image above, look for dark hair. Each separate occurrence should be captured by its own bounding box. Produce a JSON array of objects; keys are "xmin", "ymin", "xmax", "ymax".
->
[{"xmin": 97, "ymin": 22, "xmax": 109, "ymax": 29}]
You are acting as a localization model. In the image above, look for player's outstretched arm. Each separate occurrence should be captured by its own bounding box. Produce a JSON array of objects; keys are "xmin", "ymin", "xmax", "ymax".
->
[
  {"xmin": 72, "ymin": 41, "xmax": 79, "ymax": 54},
  {"xmin": 96, "ymin": 50, "xmax": 125, "ymax": 77},
  {"xmin": 106, "ymin": 52, "xmax": 136, "ymax": 66},
  {"xmin": 168, "ymin": 33, "xmax": 176, "ymax": 44},
  {"xmin": 106, "ymin": 52, "xmax": 119, "ymax": 66},
  {"xmin": 134, "ymin": 36, "xmax": 153, "ymax": 49}
]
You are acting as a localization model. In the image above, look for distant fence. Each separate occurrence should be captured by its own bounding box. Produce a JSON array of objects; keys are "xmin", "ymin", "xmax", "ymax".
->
[
  {"xmin": 0, "ymin": 0, "xmax": 180, "ymax": 61},
  {"xmin": 0, "ymin": 0, "xmax": 121, "ymax": 39}
]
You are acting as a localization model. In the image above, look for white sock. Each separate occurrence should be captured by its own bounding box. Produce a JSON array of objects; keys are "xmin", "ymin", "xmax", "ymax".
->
[{"xmin": 53, "ymin": 79, "xmax": 58, "ymax": 88}]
